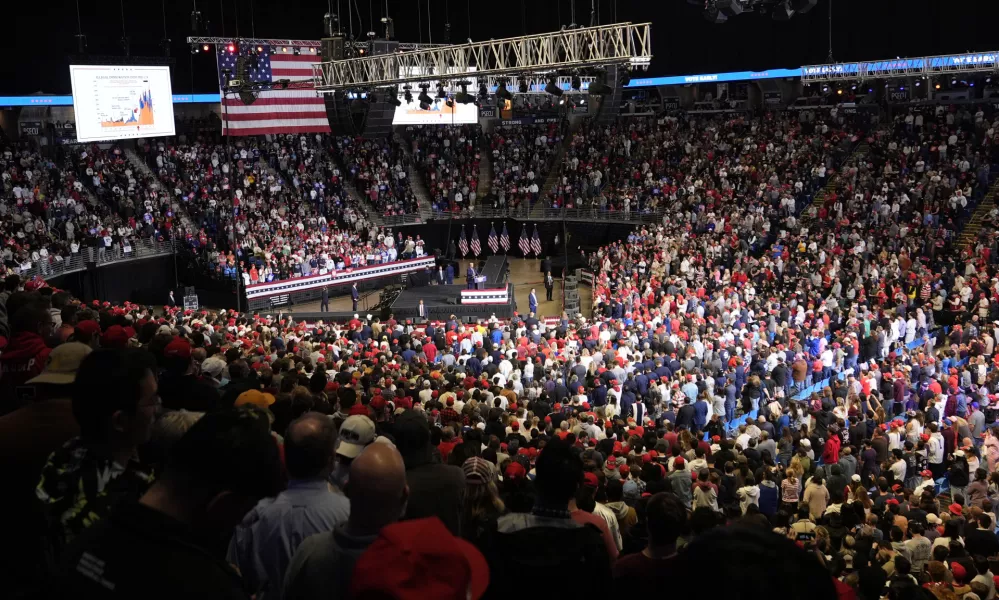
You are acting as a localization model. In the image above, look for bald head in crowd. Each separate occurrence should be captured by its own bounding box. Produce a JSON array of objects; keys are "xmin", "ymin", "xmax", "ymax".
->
[{"xmin": 346, "ymin": 443, "xmax": 408, "ymax": 534}]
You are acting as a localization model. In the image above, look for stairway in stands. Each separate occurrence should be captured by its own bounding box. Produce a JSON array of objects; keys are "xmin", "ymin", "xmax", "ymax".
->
[
  {"xmin": 392, "ymin": 131, "xmax": 433, "ymax": 216},
  {"xmin": 801, "ymin": 142, "xmax": 869, "ymax": 217},
  {"xmin": 343, "ymin": 178, "xmax": 385, "ymax": 228},
  {"xmin": 123, "ymin": 147, "xmax": 197, "ymax": 233},
  {"xmin": 477, "ymin": 147, "xmax": 493, "ymax": 202},
  {"xmin": 531, "ymin": 120, "xmax": 579, "ymax": 218},
  {"xmin": 957, "ymin": 178, "xmax": 999, "ymax": 252}
]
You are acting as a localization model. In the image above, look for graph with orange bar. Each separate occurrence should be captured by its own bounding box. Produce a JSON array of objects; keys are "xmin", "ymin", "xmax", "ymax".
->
[
  {"xmin": 100, "ymin": 89, "xmax": 154, "ymax": 127},
  {"xmin": 98, "ymin": 85, "xmax": 156, "ymax": 129}
]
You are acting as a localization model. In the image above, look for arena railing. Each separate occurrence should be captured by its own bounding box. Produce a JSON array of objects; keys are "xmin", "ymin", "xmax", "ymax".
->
[{"xmin": 18, "ymin": 238, "xmax": 177, "ymax": 282}]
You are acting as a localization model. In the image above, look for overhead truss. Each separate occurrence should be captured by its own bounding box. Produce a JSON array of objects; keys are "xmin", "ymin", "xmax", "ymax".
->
[
  {"xmin": 185, "ymin": 36, "xmax": 443, "ymax": 52},
  {"xmin": 312, "ymin": 22, "xmax": 652, "ymax": 92},
  {"xmin": 380, "ymin": 75, "xmax": 599, "ymax": 96},
  {"xmin": 802, "ymin": 51, "xmax": 998, "ymax": 83}
]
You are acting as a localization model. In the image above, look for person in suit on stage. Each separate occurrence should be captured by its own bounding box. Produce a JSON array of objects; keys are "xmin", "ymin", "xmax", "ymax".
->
[
  {"xmin": 167, "ymin": 290, "xmax": 176, "ymax": 308},
  {"xmin": 351, "ymin": 282, "xmax": 359, "ymax": 310},
  {"xmin": 437, "ymin": 266, "xmax": 446, "ymax": 285},
  {"xmin": 445, "ymin": 263, "xmax": 455, "ymax": 285},
  {"xmin": 418, "ymin": 299, "xmax": 427, "ymax": 321},
  {"xmin": 545, "ymin": 271, "xmax": 555, "ymax": 301},
  {"xmin": 529, "ymin": 288, "xmax": 539, "ymax": 314},
  {"xmin": 320, "ymin": 286, "xmax": 329, "ymax": 312},
  {"xmin": 466, "ymin": 263, "xmax": 476, "ymax": 290}
]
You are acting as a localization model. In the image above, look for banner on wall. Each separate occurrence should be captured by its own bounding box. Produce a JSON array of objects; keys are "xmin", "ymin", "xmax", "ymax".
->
[
  {"xmin": 19, "ymin": 121, "xmax": 42, "ymax": 136},
  {"xmin": 764, "ymin": 91, "xmax": 782, "ymax": 105},
  {"xmin": 662, "ymin": 96, "xmax": 680, "ymax": 111}
]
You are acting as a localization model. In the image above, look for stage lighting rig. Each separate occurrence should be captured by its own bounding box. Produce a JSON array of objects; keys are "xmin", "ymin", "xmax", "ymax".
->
[{"xmin": 545, "ymin": 77, "xmax": 563, "ymax": 96}]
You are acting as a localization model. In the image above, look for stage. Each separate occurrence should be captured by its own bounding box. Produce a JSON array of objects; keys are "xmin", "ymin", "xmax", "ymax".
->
[
  {"xmin": 389, "ymin": 284, "xmax": 516, "ymax": 321},
  {"xmin": 277, "ymin": 258, "xmax": 589, "ymax": 322}
]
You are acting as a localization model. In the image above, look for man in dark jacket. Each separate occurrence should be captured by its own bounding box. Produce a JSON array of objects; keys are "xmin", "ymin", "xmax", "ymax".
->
[{"xmin": 393, "ymin": 410, "xmax": 466, "ymax": 535}]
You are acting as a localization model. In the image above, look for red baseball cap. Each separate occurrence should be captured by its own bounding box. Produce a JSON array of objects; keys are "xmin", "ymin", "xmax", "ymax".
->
[
  {"xmin": 583, "ymin": 472, "xmax": 599, "ymax": 488},
  {"xmin": 101, "ymin": 325, "xmax": 130, "ymax": 349},
  {"xmin": 163, "ymin": 337, "xmax": 192, "ymax": 360},
  {"xmin": 75, "ymin": 320, "xmax": 102, "ymax": 336},
  {"xmin": 504, "ymin": 462, "xmax": 526, "ymax": 480},
  {"xmin": 350, "ymin": 517, "xmax": 489, "ymax": 600}
]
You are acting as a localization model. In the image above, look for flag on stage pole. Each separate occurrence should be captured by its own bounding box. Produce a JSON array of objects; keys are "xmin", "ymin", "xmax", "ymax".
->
[
  {"xmin": 217, "ymin": 44, "xmax": 330, "ymax": 136},
  {"xmin": 470, "ymin": 225, "xmax": 482, "ymax": 256},
  {"xmin": 487, "ymin": 223, "xmax": 499, "ymax": 254},
  {"xmin": 518, "ymin": 224, "xmax": 531, "ymax": 256},
  {"xmin": 531, "ymin": 224, "xmax": 543, "ymax": 257},
  {"xmin": 500, "ymin": 222, "xmax": 511, "ymax": 252},
  {"xmin": 458, "ymin": 225, "xmax": 469, "ymax": 256}
]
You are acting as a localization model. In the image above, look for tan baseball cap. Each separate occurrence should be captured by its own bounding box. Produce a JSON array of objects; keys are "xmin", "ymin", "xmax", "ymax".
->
[{"xmin": 27, "ymin": 342, "xmax": 93, "ymax": 385}]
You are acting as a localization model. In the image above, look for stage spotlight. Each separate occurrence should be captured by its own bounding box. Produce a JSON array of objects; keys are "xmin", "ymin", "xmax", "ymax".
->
[
  {"xmin": 837, "ymin": 89, "xmax": 842, "ymax": 95},
  {"xmin": 545, "ymin": 78, "xmax": 563, "ymax": 96},
  {"xmin": 419, "ymin": 100, "xmax": 431, "ymax": 110},
  {"xmin": 191, "ymin": 45, "xmax": 199, "ymax": 54},
  {"xmin": 935, "ymin": 83, "xmax": 941, "ymax": 89},
  {"xmin": 293, "ymin": 47, "xmax": 301, "ymax": 56},
  {"xmin": 257, "ymin": 45, "xmax": 263, "ymax": 53},
  {"xmin": 227, "ymin": 43, "xmax": 235, "ymax": 53},
  {"xmin": 703, "ymin": 9, "xmax": 728, "ymax": 24},
  {"xmin": 620, "ymin": 70, "xmax": 631, "ymax": 86},
  {"xmin": 418, "ymin": 85, "xmax": 432, "ymax": 105},
  {"xmin": 389, "ymin": 94, "xmax": 402, "ymax": 106},
  {"xmin": 497, "ymin": 81, "xmax": 513, "ymax": 100},
  {"xmin": 203, "ymin": 44, "xmax": 210, "ymax": 52},
  {"xmin": 915, "ymin": 81, "xmax": 920, "ymax": 87},
  {"xmin": 571, "ymin": 75, "xmax": 581, "ymax": 90},
  {"xmin": 436, "ymin": 83, "xmax": 446, "ymax": 99},
  {"xmin": 772, "ymin": 2, "xmax": 795, "ymax": 20},
  {"xmin": 519, "ymin": 78, "xmax": 528, "ymax": 94},
  {"xmin": 446, "ymin": 98, "xmax": 454, "ymax": 108},
  {"xmin": 403, "ymin": 85, "xmax": 413, "ymax": 103},
  {"xmin": 479, "ymin": 83, "xmax": 489, "ymax": 100},
  {"xmin": 790, "ymin": 0, "xmax": 817, "ymax": 13}
]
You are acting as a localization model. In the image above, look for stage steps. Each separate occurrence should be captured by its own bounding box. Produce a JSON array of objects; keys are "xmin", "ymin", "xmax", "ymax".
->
[{"xmin": 957, "ymin": 178, "xmax": 999, "ymax": 252}]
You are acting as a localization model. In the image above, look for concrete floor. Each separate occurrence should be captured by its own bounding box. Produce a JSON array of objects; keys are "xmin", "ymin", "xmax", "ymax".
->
[{"xmin": 285, "ymin": 258, "xmax": 592, "ymax": 319}]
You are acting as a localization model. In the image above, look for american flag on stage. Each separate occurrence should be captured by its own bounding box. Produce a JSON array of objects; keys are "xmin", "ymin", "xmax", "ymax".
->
[
  {"xmin": 531, "ymin": 224, "xmax": 543, "ymax": 256},
  {"xmin": 487, "ymin": 223, "xmax": 499, "ymax": 254},
  {"xmin": 518, "ymin": 224, "xmax": 531, "ymax": 256},
  {"xmin": 458, "ymin": 225, "xmax": 469, "ymax": 256},
  {"xmin": 470, "ymin": 225, "xmax": 482, "ymax": 256},
  {"xmin": 500, "ymin": 222, "xmax": 510, "ymax": 252},
  {"xmin": 217, "ymin": 45, "xmax": 330, "ymax": 136}
]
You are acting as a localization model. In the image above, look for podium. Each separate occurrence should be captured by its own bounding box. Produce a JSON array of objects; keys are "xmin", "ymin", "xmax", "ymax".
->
[{"xmin": 474, "ymin": 275, "xmax": 487, "ymax": 290}]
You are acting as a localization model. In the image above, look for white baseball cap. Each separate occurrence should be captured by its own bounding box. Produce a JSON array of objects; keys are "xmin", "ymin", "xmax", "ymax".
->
[{"xmin": 336, "ymin": 415, "xmax": 377, "ymax": 459}]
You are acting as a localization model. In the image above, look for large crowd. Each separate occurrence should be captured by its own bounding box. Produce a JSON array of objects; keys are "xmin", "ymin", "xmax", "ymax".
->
[
  {"xmin": 1, "ymin": 144, "xmax": 177, "ymax": 279},
  {"xmin": 487, "ymin": 122, "xmax": 560, "ymax": 212},
  {"xmin": 407, "ymin": 124, "xmax": 482, "ymax": 213},
  {"xmin": 1, "ymin": 100, "xmax": 999, "ymax": 600}
]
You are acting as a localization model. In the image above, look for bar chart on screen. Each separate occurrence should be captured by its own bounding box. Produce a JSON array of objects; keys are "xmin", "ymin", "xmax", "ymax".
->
[{"xmin": 69, "ymin": 65, "xmax": 176, "ymax": 142}]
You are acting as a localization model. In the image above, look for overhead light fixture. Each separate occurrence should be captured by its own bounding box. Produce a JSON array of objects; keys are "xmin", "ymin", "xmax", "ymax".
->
[
  {"xmin": 227, "ymin": 43, "xmax": 236, "ymax": 53},
  {"xmin": 456, "ymin": 80, "xmax": 473, "ymax": 104},
  {"xmin": 790, "ymin": 0, "xmax": 817, "ymax": 13},
  {"xmin": 519, "ymin": 78, "xmax": 528, "ymax": 94},
  {"xmin": 446, "ymin": 98, "xmax": 454, "ymax": 108},
  {"xmin": 935, "ymin": 83, "xmax": 941, "ymax": 89},
  {"xmin": 257, "ymin": 45, "xmax": 263, "ymax": 53},
  {"xmin": 310, "ymin": 47, "xmax": 316, "ymax": 54},
  {"xmin": 545, "ymin": 78, "xmax": 563, "ymax": 96},
  {"xmin": 419, "ymin": 100, "xmax": 431, "ymax": 110},
  {"xmin": 203, "ymin": 44, "xmax": 210, "ymax": 52},
  {"xmin": 418, "ymin": 84, "xmax": 432, "ymax": 105},
  {"xmin": 915, "ymin": 81, "xmax": 920, "ymax": 87},
  {"xmin": 772, "ymin": 1, "xmax": 795, "ymax": 20},
  {"xmin": 436, "ymin": 83, "xmax": 446, "ymax": 99},
  {"xmin": 403, "ymin": 84, "xmax": 413, "ymax": 103},
  {"xmin": 497, "ymin": 81, "xmax": 513, "ymax": 100},
  {"xmin": 571, "ymin": 75, "xmax": 581, "ymax": 90},
  {"xmin": 837, "ymin": 89, "xmax": 843, "ymax": 95},
  {"xmin": 389, "ymin": 95, "xmax": 402, "ymax": 106},
  {"xmin": 293, "ymin": 47, "xmax": 301, "ymax": 56},
  {"xmin": 478, "ymin": 83, "xmax": 489, "ymax": 100},
  {"xmin": 620, "ymin": 70, "xmax": 631, "ymax": 86},
  {"xmin": 191, "ymin": 45, "xmax": 199, "ymax": 55}
]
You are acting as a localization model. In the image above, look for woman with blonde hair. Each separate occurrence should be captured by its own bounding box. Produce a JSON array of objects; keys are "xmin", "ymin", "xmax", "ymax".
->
[{"xmin": 460, "ymin": 457, "xmax": 506, "ymax": 547}]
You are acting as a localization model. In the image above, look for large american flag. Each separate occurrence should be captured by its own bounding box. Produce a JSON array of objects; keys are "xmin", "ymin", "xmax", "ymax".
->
[
  {"xmin": 500, "ymin": 222, "xmax": 510, "ymax": 252},
  {"xmin": 518, "ymin": 224, "xmax": 531, "ymax": 256},
  {"xmin": 531, "ymin": 224, "xmax": 543, "ymax": 256},
  {"xmin": 458, "ymin": 225, "xmax": 469, "ymax": 256},
  {"xmin": 470, "ymin": 225, "xmax": 482, "ymax": 256},
  {"xmin": 217, "ymin": 44, "xmax": 330, "ymax": 136},
  {"xmin": 487, "ymin": 223, "xmax": 499, "ymax": 254}
]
